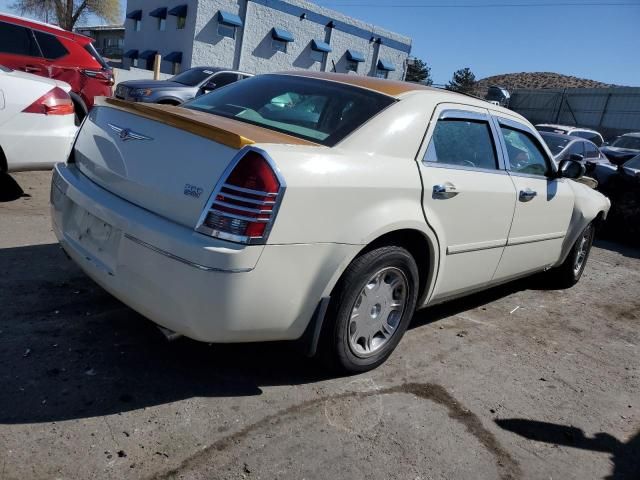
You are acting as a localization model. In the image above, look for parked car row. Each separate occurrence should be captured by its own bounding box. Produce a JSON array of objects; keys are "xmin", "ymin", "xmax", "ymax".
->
[
  {"xmin": 536, "ymin": 123, "xmax": 640, "ymax": 173},
  {"xmin": 0, "ymin": 12, "xmax": 114, "ymax": 123}
]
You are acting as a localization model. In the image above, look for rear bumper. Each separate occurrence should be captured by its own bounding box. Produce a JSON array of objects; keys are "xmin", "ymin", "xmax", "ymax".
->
[
  {"xmin": 51, "ymin": 163, "xmax": 359, "ymax": 342},
  {"xmin": 2, "ymin": 114, "xmax": 76, "ymax": 172}
]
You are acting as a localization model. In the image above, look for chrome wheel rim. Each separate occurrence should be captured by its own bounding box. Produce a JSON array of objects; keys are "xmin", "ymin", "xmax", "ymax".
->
[
  {"xmin": 573, "ymin": 227, "xmax": 591, "ymax": 276},
  {"xmin": 348, "ymin": 267, "xmax": 408, "ymax": 358}
]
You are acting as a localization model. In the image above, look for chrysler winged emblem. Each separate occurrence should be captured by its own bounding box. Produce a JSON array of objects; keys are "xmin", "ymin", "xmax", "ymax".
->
[{"xmin": 108, "ymin": 123, "xmax": 153, "ymax": 142}]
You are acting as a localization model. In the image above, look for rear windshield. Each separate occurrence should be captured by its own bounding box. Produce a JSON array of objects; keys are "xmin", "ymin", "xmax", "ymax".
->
[
  {"xmin": 84, "ymin": 43, "xmax": 110, "ymax": 69},
  {"xmin": 183, "ymin": 74, "xmax": 396, "ymax": 147},
  {"xmin": 571, "ymin": 130, "xmax": 601, "ymax": 144},
  {"xmin": 540, "ymin": 132, "xmax": 570, "ymax": 155}
]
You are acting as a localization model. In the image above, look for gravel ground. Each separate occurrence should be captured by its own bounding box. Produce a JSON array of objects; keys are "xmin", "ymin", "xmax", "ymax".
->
[{"xmin": 0, "ymin": 172, "xmax": 638, "ymax": 480}]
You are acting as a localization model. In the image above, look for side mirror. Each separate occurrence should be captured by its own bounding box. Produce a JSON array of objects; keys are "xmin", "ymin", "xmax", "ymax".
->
[
  {"xmin": 558, "ymin": 159, "xmax": 586, "ymax": 179},
  {"xmin": 201, "ymin": 80, "xmax": 217, "ymax": 91}
]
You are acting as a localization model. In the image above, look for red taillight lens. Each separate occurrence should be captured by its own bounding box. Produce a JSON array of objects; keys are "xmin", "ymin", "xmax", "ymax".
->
[
  {"xmin": 82, "ymin": 69, "xmax": 115, "ymax": 86},
  {"xmin": 196, "ymin": 150, "xmax": 284, "ymax": 244},
  {"xmin": 22, "ymin": 87, "xmax": 74, "ymax": 115}
]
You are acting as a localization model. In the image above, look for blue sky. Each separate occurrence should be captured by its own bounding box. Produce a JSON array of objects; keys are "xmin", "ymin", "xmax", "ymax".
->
[{"xmin": 1, "ymin": 0, "xmax": 639, "ymax": 86}]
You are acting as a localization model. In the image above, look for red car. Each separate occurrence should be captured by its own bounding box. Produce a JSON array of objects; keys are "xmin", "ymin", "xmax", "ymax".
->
[{"xmin": 0, "ymin": 13, "xmax": 114, "ymax": 122}]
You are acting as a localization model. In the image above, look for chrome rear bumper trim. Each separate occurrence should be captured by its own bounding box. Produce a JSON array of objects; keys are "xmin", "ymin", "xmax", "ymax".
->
[{"xmin": 123, "ymin": 234, "xmax": 253, "ymax": 273}]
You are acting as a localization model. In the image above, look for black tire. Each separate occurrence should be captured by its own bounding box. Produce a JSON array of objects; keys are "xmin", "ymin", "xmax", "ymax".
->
[
  {"xmin": 547, "ymin": 222, "xmax": 595, "ymax": 289},
  {"xmin": 321, "ymin": 246, "xmax": 419, "ymax": 373},
  {"xmin": 69, "ymin": 93, "xmax": 87, "ymax": 127}
]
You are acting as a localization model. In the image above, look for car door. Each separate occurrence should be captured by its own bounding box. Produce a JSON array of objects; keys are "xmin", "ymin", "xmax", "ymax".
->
[
  {"xmin": 419, "ymin": 105, "xmax": 517, "ymax": 301},
  {"xmin": 491, "ymin": 115, "xmax": 574, "ymax": 281},
  {"xmin": 0, "ymin": 20, "xmax": 44, "ymax": 75}
]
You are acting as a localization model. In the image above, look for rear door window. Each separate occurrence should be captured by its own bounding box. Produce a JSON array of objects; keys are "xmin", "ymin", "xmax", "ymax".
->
[
  {"xmin": 211, "ymin": 72, "xmax": 239, "ymax": 89},
  {"xmin": 566, "ymin": 141, "xmax": 585, "ymax": 158},
  {"xmin": 33, "ymin": 30, "xmax": 68, "ymax": 59},
  {"xmin": 424, "ymin": 118, "xmax": 499, "ymax": 170},
  {"xmin": 0, "ymin": 21, "xmax": 40, "ymax": 57},
  {"xmin": 584, "ymin": 142, "xmax": 600, "ymax": 159}
]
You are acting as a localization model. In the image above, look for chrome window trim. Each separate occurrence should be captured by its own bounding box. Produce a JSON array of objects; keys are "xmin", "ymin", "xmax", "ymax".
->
[
  {"xmin": 422, "ymin": 107, "xmax": 506, "ymax": 172},
  {"xmin": 422, "ymin": 162, "xmax": 508, "ymax": 175},
  {"xmin": 194, "ymin": 146, "xmax": 287, "ymax": 245},
  {"xmin": 438, "ymin": 109, "xmax": 490, "ymax": 122}
]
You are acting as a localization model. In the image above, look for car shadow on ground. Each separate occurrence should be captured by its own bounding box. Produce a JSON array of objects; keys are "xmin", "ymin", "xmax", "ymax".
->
[
  {"xmin": 0, "ymin": 173, "xmax": 27, "ymax": 202},
  {"xmin": 495, "ymin": 419, "xmax": 639, "ymax": 480},
  {"xmin": 0, "ymin": 242, "xmax": 588, "ymax": 425},
  {"xmin": 594, "ymin": 238, "xmax": 640, "ymax": 260}
]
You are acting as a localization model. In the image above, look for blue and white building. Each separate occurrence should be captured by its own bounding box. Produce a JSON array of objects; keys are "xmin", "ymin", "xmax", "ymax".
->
[{"xmin": 122, "ymin": 0, "xmax": 412, "ymax": 79}]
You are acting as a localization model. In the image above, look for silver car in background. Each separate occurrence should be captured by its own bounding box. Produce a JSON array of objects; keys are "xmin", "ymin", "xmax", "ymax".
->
[
  {"xmin": 539, "ymin": 131, "xmax": 610, "ymax": 165},
  {"xmin": 536, "ymin": 123, "xmax": 605, "ymax": 147},
  {"xmin": 114, "ymin": 67, "xmax": 252, "ymax": 105}
]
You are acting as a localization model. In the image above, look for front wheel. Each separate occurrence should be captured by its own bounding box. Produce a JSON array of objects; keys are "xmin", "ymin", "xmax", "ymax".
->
[
  {"xmin": 322, "ymin": 246, "xmax": 419, "ymax": 373},
  {"xmin": 547, "ymin": 222, "xmax": 595, "ymax": 288}
]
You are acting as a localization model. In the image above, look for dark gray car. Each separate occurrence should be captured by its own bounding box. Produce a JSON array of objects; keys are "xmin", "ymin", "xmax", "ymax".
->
[{"xmin": 114, "ymin": 67, "xmax": 252, "ymax": 105}]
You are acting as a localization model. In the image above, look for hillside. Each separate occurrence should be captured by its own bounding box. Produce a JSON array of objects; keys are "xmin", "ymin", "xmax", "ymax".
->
[{"xmin": 475, "ymin": 72, "xmax": 615, "ymax": 95}]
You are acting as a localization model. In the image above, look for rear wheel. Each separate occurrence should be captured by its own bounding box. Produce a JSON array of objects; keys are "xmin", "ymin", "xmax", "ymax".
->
[
  {"xmin": 548, "ymin": 222, "xmax": 595, "ymax": 288},
  {"xmin": 322, "ymin": 246, "xmax": 419, "ymax": 373}
]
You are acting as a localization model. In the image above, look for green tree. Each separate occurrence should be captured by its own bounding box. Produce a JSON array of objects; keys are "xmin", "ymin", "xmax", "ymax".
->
[
  {"xmin": 405, "ymin": 58, "xmax": 433, "ymax": 85},
  {"xmin": 12, "ymin": 0, "xmax": 121, "ymax": 31},
  {"xmin": 446, "ymin": 67, "xmax": 477, "ymax": 94}
]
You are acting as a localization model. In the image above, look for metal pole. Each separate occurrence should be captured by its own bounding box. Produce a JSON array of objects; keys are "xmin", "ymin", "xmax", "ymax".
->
[
  {"xmin": 598, "ymin": 92, "xmax": 612, "ymax": 129},
  {"xmin": 153, "ymin": 54, "xmax": 161, "ymax": 80}
]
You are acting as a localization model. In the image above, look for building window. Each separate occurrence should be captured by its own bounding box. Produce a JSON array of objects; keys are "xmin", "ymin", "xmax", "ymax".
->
[
  {"xmin": 134, "ymin": 19, "xmax": 141, "ymax": 31},
  {"xmin": 177, "ymin": 15, "xmax": 186, "ymax": 29},
  {"xmin": 376, "ymin": 59, "xmax": 395, "ymax": 79},
  {"xmin": 346, "ymin": 60, "xmax": 358, "ymax": 73},
  {"xmin": 271, "ymin": 28, "xmax": 293, "ymax": 53},
  {"xmin": 310, "ymin": 49, "xmax": 324, "ymax": 63},
  {"xmin": 217, "ymin": 23, "xmax": 235, "ymax": 39},
  {"xmin": 158, "ymin": 17, "xmax": 166, "ymax": 31},
  {"xmin": 272, "ymin": 39, "xmax": 287, "ymax": 53},
  {"xmin": 310, "ymin": 39, "xmax": 331, "ymax": 63}
]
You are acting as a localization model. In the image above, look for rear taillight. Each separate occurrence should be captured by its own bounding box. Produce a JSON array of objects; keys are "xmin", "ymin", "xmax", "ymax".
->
[
  {"xmin": 82, "ymin": 69, "xmax": 114, "ymax": 86},
  {"xmin": 196, "ymin": 148, "xmax": 285, "ymax": 244},
  {"xmin": 22, "ymin": 87, "xmax": 74, "ymax": 115}
]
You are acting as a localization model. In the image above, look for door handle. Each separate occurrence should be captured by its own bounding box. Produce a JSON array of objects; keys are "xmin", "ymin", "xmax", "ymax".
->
[
  {"xmin": 432, "ymin": 183, "xmax": 459, "ymax": 199},
  {"xmin": 519, "ymin": 189, "xmax": 538, "ymax": 202},
  {"xmin": 23, "ymin": 65, "xmax": 40, "ymax": 73}
]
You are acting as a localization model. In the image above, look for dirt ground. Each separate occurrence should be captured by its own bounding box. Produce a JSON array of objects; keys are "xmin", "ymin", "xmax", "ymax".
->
[{"xmin": 0, "ymin": 172, "xmax": 638, "ymax": 480}]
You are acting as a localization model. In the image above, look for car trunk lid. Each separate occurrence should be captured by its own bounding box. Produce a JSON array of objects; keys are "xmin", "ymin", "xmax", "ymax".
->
[{"xmin": 73, "ymin": 98, "xmax": 318, "ymax": 228}]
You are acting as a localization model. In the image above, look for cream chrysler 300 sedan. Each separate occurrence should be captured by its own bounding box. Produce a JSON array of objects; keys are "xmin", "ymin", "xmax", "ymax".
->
[{"xmin": 51, "ymin": 72, "xmax": 610, "ymax": 372}]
